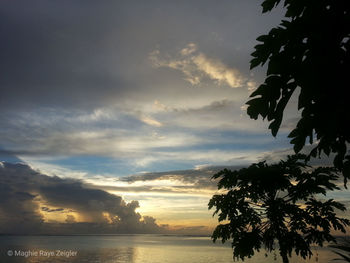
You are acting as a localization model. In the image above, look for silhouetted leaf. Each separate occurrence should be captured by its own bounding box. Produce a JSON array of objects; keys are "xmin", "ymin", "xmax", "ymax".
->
[
  {"xmin": 250, "ymin": 57, "xmax": 261, "ymax": 69},
  {"xmin": 256, "ymin": 35, "xmax": 269, "ymax": 43},
  {"xmin": 261, "ymin": 0, "xmax": 281, "ymax": 13},
  {"xmin": 268, "ymin": 119, "xmax": 281, "ymax": 137}
]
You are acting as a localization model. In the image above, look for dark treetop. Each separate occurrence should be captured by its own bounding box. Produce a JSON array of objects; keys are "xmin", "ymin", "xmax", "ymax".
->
[
  {"xmin": 209, "ymin": 154, "xmax": 349, "ymax": 263},
  {"xmin": 246, "ymin": 0, "xmax": 350, "ymax": 180}
]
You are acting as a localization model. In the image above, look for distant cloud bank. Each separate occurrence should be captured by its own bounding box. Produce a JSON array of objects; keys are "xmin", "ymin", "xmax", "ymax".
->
[
  {"xmin": 0, "ymin": 162, "xmax": 164, "ymax": 235},
  {"xmin": 0, "ymin": 161, "xmax": 222, "ymax": 235}
]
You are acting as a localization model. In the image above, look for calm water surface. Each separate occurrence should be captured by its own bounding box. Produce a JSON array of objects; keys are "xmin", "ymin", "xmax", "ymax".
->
[{"xmin": 0, "ymin": 235, "xmax": 339, "ymax": 263}]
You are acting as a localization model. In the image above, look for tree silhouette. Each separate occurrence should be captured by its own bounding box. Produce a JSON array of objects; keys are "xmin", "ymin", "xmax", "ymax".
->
[
  {"xmin": 209, "ymin": 2, "xmax": 350, "ymax": 261},
  {"xmin": 246, "ymin": 0, "xmax": 350, "ymax": 180},
  {"xmin": 329, "ymin": 237, "xmax": 350, "ymax": 262},
  {"xmin": 209, "ymin": 154, "xmax": 349, "ymax": 263}
]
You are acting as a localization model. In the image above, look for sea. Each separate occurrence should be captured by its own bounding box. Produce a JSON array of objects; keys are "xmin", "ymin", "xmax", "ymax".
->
[{"xmin": 0, "ymin": 235, "xmax": 341, "ymax": 263}]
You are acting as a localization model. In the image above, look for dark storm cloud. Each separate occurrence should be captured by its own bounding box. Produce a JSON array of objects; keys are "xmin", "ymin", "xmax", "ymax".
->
[
  {"xmin": 0, "ymin": 0, "xmax": 283, "ymax": 111},
  {"xmin": 0, "ymin": 183, "xmax": 43, "ymax": 234},
  {"xmin": 41, "ymin": 207, "xmax": 64, "ymax": 212},
  {"xmin": 0, "ymin": 162, "xmax": 164, "ymax": 234},
  {"xmin": 0, "ymin": 1, "xmax": 128, "ymax": 110}
]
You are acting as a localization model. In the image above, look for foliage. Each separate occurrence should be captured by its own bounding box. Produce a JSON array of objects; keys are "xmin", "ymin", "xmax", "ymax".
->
[
  {"xmin": 246, "ymin": 0, "xmax": 350, "ymax": 180},
  {"xmin": 329, "ymin": 237, "xmax": 350, "ymax": 262},
  {"xmin": 208, "ymin": 154, "xmax": 349, "ymax": 263}
]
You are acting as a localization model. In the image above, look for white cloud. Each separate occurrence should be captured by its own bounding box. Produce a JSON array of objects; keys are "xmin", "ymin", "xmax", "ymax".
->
[
  {"xmin": 74, "ymin": 108, "xmax": 114, "ymax": 123},
  {"xmin": 129, "ymin": 148, "xmax": 263, "ymax": 169},
  {"xmin": 150, "ymin": 43, "xmax": 253, "ymax": 89},
  {"xmin": 180, "ymin": 43, "xmax": 197, "ymax": 55},
  {"xmin": 192, "ymin": 53, "xmax": 243, "ymax": 88},
  {"xmin": 19, "ymin": 158, "xmax": 89, "ymax": 180},
  {"xmin": 139, "ymin": 114, "xmax": 163, "ymax": 127},
  {"xmin": 247, "ymin": 81, "xmax": 258, "ymax": 91}
]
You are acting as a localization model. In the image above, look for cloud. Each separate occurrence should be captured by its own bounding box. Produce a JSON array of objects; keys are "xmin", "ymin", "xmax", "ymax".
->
[
  {"xmin": 0, "ymin": 161, "xmax": 225, "ymax": 235},
  {"xmin": 153, "ymin": 100, "xmax": 170, "ymax": 112},
  {"xmin": 139, "ymin": 114, "xmax": 163, "ymax": 127},
  {"xmin": 192, "ymin": 53, "xmax": 243, "ymax": 87},
  {"xmin": 149, "ymin": 99, "xmax": 272, "ymax": 133},
  {"xmin": 114, "ymin": 165, "xmax": 245, "ymax": 193},
  {"xmin": 0, "ymin": 107, "xmax": 203, "ymax": 159},
  {"xmin": 0, "ymin": 0, "xmax": 284, "ymax": 119},
  {"xmin": 0, "ymin": 162, "xmax": 165, "ymax": 234},
  {"xmin": 0, "ymin": 1, "xmax": 282, "ymax": 113},
  {"xmin": 150, "ymin": 43, "xmax": 253, "ymax": 88},
  {"xmin": 0, "ymin": 97, "xmax": 286, "ymax": 173},
  {"xmin": 41, "ymin": 207, "xmax": 65, "ymax": 212},
  {"xmin": 0, "ymin": 1, "xmax": 286, "ymax": 174},
  {"xmin": 0, "ymin": 184, "xmax": 43, "ymax": 234}
]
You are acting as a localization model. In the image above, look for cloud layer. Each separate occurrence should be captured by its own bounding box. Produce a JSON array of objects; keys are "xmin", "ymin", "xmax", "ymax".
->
[
  {"xmin": 1, "ymin": 1, "xmax": 280, "ymax": 112},
  {"xmin": 0, "ymin": 0, "xmax": 291, "ymax": 175},
  {"xmin": 0, "ymin": 162, "xmax": 163, "ymax": 234},
  {"xmin": 0, "ymin": 1, "xmax": 300, "ymax": 234}
]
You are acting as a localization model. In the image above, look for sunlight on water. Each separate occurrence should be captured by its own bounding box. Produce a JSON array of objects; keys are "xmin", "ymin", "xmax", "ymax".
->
[{"xmin": 0, "ymin": 235, "xmax": 340, "ymax": 263}]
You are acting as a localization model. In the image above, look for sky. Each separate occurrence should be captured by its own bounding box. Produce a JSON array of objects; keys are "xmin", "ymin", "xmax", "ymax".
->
[{"xmin": 1, "ymin": 0, "xmax": 348, "ymax": 235}]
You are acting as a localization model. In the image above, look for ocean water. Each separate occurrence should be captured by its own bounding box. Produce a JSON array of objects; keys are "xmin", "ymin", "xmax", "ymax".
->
[{"xmin": 0, "ymin": 235, "xmax": 340, "ymax": 263}]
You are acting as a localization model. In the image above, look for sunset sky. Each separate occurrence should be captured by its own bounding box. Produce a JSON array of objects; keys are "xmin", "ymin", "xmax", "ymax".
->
[{"xmin": 1, "ymin": 1, "xmax": 348, "ymax": 235}]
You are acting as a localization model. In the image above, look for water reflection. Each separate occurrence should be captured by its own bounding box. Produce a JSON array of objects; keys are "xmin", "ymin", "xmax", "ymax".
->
[{"xmin": 0, "ymin": 235, "xmax": 339, "ymax": 263}]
